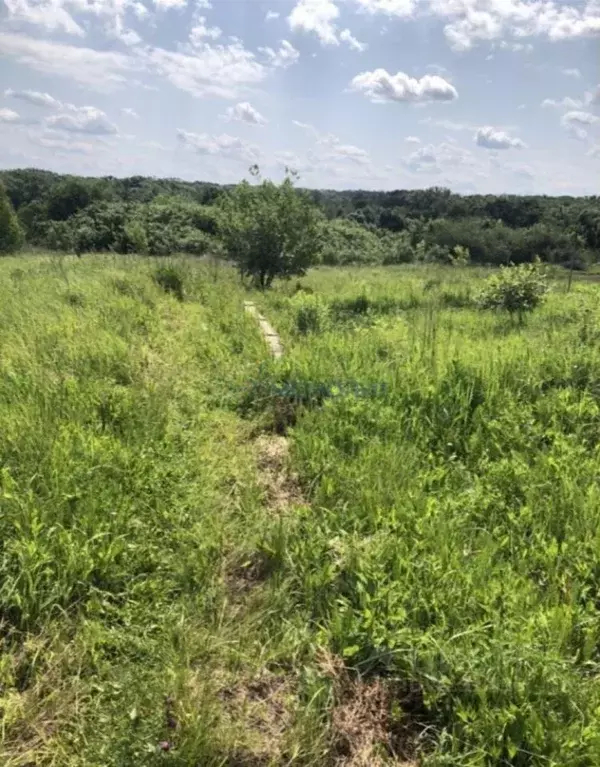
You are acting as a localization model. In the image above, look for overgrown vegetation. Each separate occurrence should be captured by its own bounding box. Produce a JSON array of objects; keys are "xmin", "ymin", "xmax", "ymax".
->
[
  {"xmin": 2, "ymin": 167, "xmax": 599, "ymax": 270},
  {"xmin": 2, "ymin": 161, "xmax": 600, "ymax": 765}
]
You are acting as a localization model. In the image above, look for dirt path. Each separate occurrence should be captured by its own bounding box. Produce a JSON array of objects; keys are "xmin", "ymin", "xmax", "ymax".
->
[{"xmin": 244, "ymin": 300, "xmax": 283, "ymax": 359}]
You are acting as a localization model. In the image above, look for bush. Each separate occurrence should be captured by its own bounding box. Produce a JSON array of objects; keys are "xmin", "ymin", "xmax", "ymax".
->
[
  {"xmin": 292, "ymin": 293, "xmax": 329, "ymax": 334},
  {"xmin": 124, "ymin": 220, "xmax": 148, "ymax": 254},
  {"xmin": 477, "ymin": 260, "xmax": 549, "ymax": 321},
  {"xmin": 0, "ymin": 182, "xmax": 24, "ymax": 254},
  {"xmin": 320, "ymin": 219, "xmax": 385, "ymax": 265},
  {"xmin": 153, "ymin": 264, "xmax": 185, "ymax": 301}
]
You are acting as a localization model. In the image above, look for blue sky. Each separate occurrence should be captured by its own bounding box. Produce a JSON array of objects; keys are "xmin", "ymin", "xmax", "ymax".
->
[{"xmin": 0, "ymin": 0, "xmax": 598, "ymax": 193}]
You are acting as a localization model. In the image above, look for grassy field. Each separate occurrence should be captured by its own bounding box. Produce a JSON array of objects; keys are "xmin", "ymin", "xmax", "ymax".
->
[{"xmin": 2, "ymin": 255, "xmax": 600, "ymax": 766}]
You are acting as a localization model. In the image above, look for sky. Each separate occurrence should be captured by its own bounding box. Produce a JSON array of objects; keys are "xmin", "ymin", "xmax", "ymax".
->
[{"xmin": 0, "ymin": 0, "xmax": 599, "ymax": 194}]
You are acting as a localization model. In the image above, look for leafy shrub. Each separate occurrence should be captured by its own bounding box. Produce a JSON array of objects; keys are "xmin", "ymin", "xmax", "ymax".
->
[
  {"xmin": 0, "ymin": 182, "xmax": 24, "ymax": 254},
  {"xmin": 477, "ymin": 260, "xmax": 549, "ymax": 320},
  {"xmin": 292, "ymin": 293, "xmax": 329, "ymax": 335},
  {"xmin": 381, "ymin": 231, "xmax": 415, "ymax": 264},
  {"xmin": 124, "ymin": 220, "xmax": 148, "ymax": 254},
  {"xmin": 320, "ymin": 219, "xmax": 384, "ymax": 265},
  {"xmin": 153, "ymin": 264, "xmax": 185, "ymax": 301}
]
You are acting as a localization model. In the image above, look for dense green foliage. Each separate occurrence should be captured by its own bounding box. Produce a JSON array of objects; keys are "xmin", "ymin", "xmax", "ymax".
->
[
  {"xmin": 217, "ymin": 175, "xmax": 324, "ymax": 287},
  {"xmin": 2, "ymin": 168, "xmax": 599, "ymax": 268},
  {"xmin": 478, "ymin": 260, "xmax": 550, "ymax": 319},
  {"xmin": 2, "ymin": 255, "xmax": 600, "ymax": 765},
  {"xmin": 256, "ymin": 266, "xmax": 600, "ymax": 764},
  {"xmin": 0, "ymin": 182, "xmax": 24, "ymax": 254}
]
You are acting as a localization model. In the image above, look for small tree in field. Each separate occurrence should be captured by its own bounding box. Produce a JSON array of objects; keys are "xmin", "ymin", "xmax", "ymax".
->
[
  {"xmin": 477, "ymin": 259, "xmax": 549, "ymax": 323},
  {"xmin": 0, "ymin": 182, "xmax": 24, "ymax": 254},
  {"xmin": 217, "ymin": 167, "xmax": 323, "ymax": 288}
]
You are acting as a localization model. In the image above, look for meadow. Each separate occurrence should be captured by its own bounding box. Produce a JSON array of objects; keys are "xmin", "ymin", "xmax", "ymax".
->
[{"xmin": 2, "ymin": 254, "xmax": 600, "ymax": 766}]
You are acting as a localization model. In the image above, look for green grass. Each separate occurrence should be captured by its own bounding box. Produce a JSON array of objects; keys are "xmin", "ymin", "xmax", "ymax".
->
[
  {"xmin": 0, "ymin": 254, "xmax": 328, "ymax": 766},
  {"xmin": 3, "ymin": 257, "xmax": 600, "ymax": 765},
  {"xmin": 252, "ymin": 265, "xmax": 600, "ymax": 765}
]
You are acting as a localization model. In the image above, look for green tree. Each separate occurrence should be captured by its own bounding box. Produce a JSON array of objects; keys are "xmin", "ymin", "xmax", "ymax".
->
[
  {"xmin": 0, "ymin": 182, "xmax": 24, "ymax": 254},
  {"xmin": 217, "ymin": 169, "xmax": 324, "ymax": 288}
]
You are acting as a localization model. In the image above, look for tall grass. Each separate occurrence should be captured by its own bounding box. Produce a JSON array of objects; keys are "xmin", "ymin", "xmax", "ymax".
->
[
  {"xmin": 250, "ymin": 265, "xmax": 600, "ymax": 764},
  {"xmin": 0, "ymin": 254, "xmax": 321, "ymax": 766},
  {"xmin": 3, "ymin": 257, "xmax": 600, "ymax": 765}
]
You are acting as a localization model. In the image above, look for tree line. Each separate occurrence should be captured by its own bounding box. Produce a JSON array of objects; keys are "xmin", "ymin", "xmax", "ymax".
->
[{"xmin": 0, "ymin": 167, "xmax": 599, "ymax": 271}]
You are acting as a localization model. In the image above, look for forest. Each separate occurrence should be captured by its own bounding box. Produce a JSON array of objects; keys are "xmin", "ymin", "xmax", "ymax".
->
[{"xmin": 1, "ymin": 167, "xmax": 600, "ymax": 268}]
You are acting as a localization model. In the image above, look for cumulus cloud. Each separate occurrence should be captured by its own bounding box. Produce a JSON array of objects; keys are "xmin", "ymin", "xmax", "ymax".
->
[
  {"xmin": 562, "ymin": 67, "xmax": 582, "ymax": 78},
  {"xmin": 354, "ymin": 0, "xmax": 416, "ymax": 16},
  {"xmin": 46, "ymin": 106, "xmax": 118, "ymax": 135},
  {"xmin": 3, "ymin": 0, "xmax": 84, "ymax": 35},
  {"xmin": 154, "ymin": 0, "xmax": 187, "ymax": 8},
  {"xmin": 561, "ymin": 110, "xmax": 599, "ymax": 140},
  {"xmin": 350, "ymin": 68, "xmax": 458, "ymax": 103},
  {"xmin": 405, "ymin": 135, "xmax": 421, "ymax": 143},
  {"xmin": 222, "ymin": 102, "xmax": 267, "ymax": 126},
  {"xmin": 143, "ymin": 40, "xmax": 266, "ymax": 99},
  {"xmin": 0, "ymin": 108, "xmax": 21, "ymax": 123},
  {"xmin": 542, "ymin": 96, "xmax": 585, "ymax": 109},
  {"xmin": 426, "ymin": 0, "xmax": 600, "ymax": 52},
  {"xmin": 288, "ymin": 0, "xmax": 340, "ymax": 44},
  {"xmin": 177, "ymin": 129, "xmax": 260, "ymax": 163},
  {"xmin": 404, "ymin": 141, "xmax": 474, "ymax": 173},
  {"xmin": 265, "ymin": 9, "xmax": 280, "ymax": 19},
  {"xmin": 475, "ymin": 126, "xmax": 526, "ymax": 149},
  {"xmin": 188, "ymin": 16, "xmax": 222, "ymax": 44},
  {"xmin": 4, "ymin": 88, "xmax": 63, "ymax": 109},
  {"xmin": 121, "ymin": 107, "xmax": 139, "ymax": 117},
  {"xmin": 339, "ymin": 28, "xmax": 368, "ymax": 51},
  {"xmin": 287, "ymin": 0, "xmax": 366, "ymax": 48},
  {"xmin": 258, "ymin": 40, "xmax": 300, "ymax": 68}
]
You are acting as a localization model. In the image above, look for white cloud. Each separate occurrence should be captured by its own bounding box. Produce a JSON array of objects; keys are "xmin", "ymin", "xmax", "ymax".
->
[
  {"xmin": 3, "ymin": 0, "xmax": 84, "ymax": 36},
  {"xmin": 265, "ymin": 9, "xmax": 280, "ymax": 19},
  {"xmin": 223, "ymin": 102, "xmax": 267, "ymax": 126},
  {"xmin": 287, "ymin": 0, "xmax": 369, "ymax": 48},
  {"xmin": 475, "ymin": 126, "xmax": 526, "ymax": 149},
  {"xmin": 350, "ymin": 68, "xmax": 458, "ymax": 103},
  {"xmin": 561, "ymin": 110, "xmax": 599, "ymax": 140},
  {"xmin": 0, "ymin": 108, "xmax": 21, "ymax": 123},
  {"xmin": 143, "ymin": 41, "xmax": 266, "ymax": 99},
  {"xmin": 46, "ymin": 107, "xmax": 118, "ymax": 135},
  {"xmin": 427, "ymin": 0, "xmax": 600, "ymax": 52},
  {"xmin": 29, "ymin": 130, "xmax": 97, "ymax": 154},
  {"xmin": 288, "ymin": 0, "xmax": 340, "ymax": 45},
  {"xmin": 588, "ymin": 145, "xmax": 600, "ymax": 158},
  {"xmin": 405, "ymin": 135, "xmax": 421, "ymax": 143},
  {"xmin": 291, "ymin": 120, "xmax": 373, "ymax": 170},
  {"xmin": 339, "ymin": 28, "xmax": 368, "ymax": 51},
  {"xmin": 154, "ymin": 0, "xmax": 187, "ymax": 8},
  {"xmin": 259, "ymin": 40, "xmax": 300, "ymax": 68},
  {"xmin": 404, "ymin": 141, "xmax": 474, "ymax": 173},
  {"xmin": 4, "ymin": 88, "xmax": 63, "ymax": 109},
  {"xmin": 0, "ymin": 32, "xmax": 138, "ymax": 90},
  {"xmin": 177, "ymin": 129, "xmax": 260, "ymax": 163},
  {"xmin": 121, "ymin": 107, "xmax": 139, "ymax": 117},
  {"xmin": 562, "ymin": 67, "xmax": 582, "ymax": 78},
  {"xmin": 188, "ymin": 16, "xmax": 222, "ymax": 44},
  {"xmin": 353, "ymin": 0, "xmax": 415, "ymax": 16},
  {"xmin": 542, "ymin": 96, "xmax": 584, "ymax": 109}
]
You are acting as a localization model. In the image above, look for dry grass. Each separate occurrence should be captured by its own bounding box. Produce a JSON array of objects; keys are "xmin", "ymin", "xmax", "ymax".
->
[
  {"xmin": 254, "ymin": 435, "xmax": 305, "ymax": 514},
  {"xmin": 318, "ymin": 652, "xmax": 423, "ymax": 767}
]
